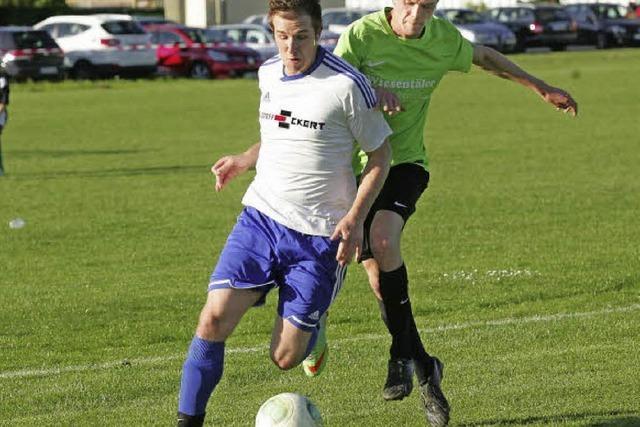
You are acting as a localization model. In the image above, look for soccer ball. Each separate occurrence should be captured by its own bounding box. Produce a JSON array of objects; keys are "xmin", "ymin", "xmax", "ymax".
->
[{"xmin": 255, "ymin": 392, "xmax": 323, "ymax": 427}]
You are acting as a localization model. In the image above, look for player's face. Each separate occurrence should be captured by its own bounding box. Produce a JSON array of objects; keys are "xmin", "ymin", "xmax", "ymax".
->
[
  {"xmin": 272, "ymin": 11, "xmax": 320, "ymax": 76},
  {"xmin": 392, "ymin": 0, "xmax": 439, "ymax": 38}
]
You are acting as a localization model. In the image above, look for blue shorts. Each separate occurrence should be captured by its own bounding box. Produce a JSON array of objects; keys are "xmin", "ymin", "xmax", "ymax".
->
[{"xmin": 209, "ymin": 207, "xmax": 346, "ymax": 332}]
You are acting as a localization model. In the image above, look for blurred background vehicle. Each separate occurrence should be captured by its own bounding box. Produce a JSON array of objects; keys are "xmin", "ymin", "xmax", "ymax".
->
[
  {"xmin": 34, "ymin": 14, "xmax": 156, "ymax": 79},
  {"xmin": 242, "ymin": 14, "xmax": 269, "ymax": 29},
  {"xmin": 131, "ymin": 15, "xmax": 177, "ymax": 26},
  {"xmin": 211, "ymin": 24, "xmax": 277, "ymax": 61},
  {"xmin": 565, "ymin": 3, "xmax": 640, "ymax": 48},
  {"xmin": 143, "ymin": 24, "xmax": 260, "ymax": 79},
  {"xmin": 487, "ymin": 4, "xmax": 578, "ymax": 52},
  {"xmin": 0, "ymin": 27, "xmax": 64, "ymax": 81},
  {"xmin": 435, "ymin": 8, "xmax": 517, "ymax": 53},
  {"xmin": 319, "ymin": 29, "xmax": 340, "ymax": 52},
  {"xmin": 321, "ymin": 8, "xmax": 375, "ymax": 34}
]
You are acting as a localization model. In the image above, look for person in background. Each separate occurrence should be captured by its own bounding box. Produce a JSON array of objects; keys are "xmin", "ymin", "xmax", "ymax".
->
[{"xmin": 0, "ymin": 66, "xmax": 9, "ymax": 176}]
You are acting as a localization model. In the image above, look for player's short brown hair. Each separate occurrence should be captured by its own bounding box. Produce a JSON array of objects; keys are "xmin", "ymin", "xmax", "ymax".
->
[{"xmin": 268, "ymin": 0, "xmax": 322, "ymax": 34}]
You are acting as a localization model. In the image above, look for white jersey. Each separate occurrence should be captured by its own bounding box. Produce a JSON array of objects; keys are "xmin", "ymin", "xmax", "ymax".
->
[{"xmin": 242, "ymin": 47, "xmax": 392, "ymax": 237}]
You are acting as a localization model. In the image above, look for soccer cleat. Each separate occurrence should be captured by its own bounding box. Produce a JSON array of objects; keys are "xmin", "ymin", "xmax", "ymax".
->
[
  {"xmin": 177, "ymin": 412, "xmax": 205, "ymax": 427},
  {"xmin": 418, "ymin": 357, "xmax": 450, "ymax": 427},
  {"xmin": 382, "ymin": 358, "xmax": 414, "ymax": 400},
  {"xmin": 302, "ymin": 312, "xmax": 328, "ymax": 377}
]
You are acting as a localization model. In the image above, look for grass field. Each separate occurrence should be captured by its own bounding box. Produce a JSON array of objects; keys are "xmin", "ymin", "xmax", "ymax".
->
[{"xmin": 1, "ymin": 49, "xmax": 639, "ymax": 426}]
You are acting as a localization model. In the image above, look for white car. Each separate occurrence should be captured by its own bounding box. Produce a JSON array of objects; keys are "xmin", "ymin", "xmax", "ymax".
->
[{"xmin": 34, "ymin": 14, "xmax": 156, "ymax": 79}]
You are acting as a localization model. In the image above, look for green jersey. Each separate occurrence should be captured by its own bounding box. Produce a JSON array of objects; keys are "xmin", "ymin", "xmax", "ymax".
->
[{"xmin": 334, "ymin": 9, "xmax": 473, "ymax": 172}]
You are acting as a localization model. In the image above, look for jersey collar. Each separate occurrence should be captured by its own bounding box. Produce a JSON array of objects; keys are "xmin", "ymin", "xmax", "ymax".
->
[{"xmin": 281, "ymin": 46, "xmax": 326, "ymax": 81}]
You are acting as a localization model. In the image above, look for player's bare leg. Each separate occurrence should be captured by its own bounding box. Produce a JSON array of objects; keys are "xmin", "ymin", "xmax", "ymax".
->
[{"xmin": 178, "ymin": 288, "xmax": 264, "ymax": 427}]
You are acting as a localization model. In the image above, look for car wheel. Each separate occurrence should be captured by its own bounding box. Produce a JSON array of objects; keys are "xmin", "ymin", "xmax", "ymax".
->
[
  {"xmin": 72, "ymin": 60, "xmax": 95, "ymax": 80},
  {"xmin": 190, "ymin": 62, "xmax": 212, "ymax": 79},
  {"xmin": 596, "ymin": 33, "xmax": 608, "ymax": 49}
]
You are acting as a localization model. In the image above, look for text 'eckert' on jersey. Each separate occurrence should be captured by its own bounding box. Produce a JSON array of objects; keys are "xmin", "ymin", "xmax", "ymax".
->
[{"xmin": 260, "ymin": 110, "xmax": 326, "ymax": 130}]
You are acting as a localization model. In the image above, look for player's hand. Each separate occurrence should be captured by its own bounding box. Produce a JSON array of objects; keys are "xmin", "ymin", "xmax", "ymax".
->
[
  {"xmin": 211, "ymin": 155, "xmax": 251, "ymax": 192},
  {"xmin": 330, "ymin": 215, "xmax": 364, "ymax": 267},
  {"xmin": 541, "ymin": 85, "xmax": 578, "ymax": 117},
  {"xmin": 375, "ymin": 87, "xmax": 404, "ymax": 116}
]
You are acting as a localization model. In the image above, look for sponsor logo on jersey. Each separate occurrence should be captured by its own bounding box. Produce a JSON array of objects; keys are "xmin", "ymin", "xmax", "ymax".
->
[
  {"xmin": 260, "ymin": 109, "xmax": 326, "ymax": 130},
  {"xmin": 365, "ymin": 60, "xmax": 385, "ymax": 67},
  {"xmin": 368, "ymin": 75, "xmax": 437, "ymax": 90}
]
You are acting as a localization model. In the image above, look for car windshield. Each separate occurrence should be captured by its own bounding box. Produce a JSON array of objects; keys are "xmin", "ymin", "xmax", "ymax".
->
[
  {"xmin": 182, "ymin": 28, "xmax": 208, "ymax": 43},
  {"xmin": 441, "ymin": 10, "xmax": 486, "ymax": 24},
  {"xmin": 536, "ymin": 8, "xmax": 571, "ymax": 21},
  {"xmin": 11, "ymin": 31, "xmax": 58, "ymax": 49},
  {"xmin": 591, "ymin": 4, "xmax": 624, "ymax": 19},
  {"xmin": 102, "ymin": 20, "xmax": 146, "ymax": 35}
]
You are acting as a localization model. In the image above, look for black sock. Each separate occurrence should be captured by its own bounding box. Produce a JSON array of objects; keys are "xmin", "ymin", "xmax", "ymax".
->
[
  {"xmin": 379, "ymin": 264, "xmax": 413, "ymax": 360},
  {"xmin": 408, "ymin": 308, "xmax": 433, "ymax": 384}
]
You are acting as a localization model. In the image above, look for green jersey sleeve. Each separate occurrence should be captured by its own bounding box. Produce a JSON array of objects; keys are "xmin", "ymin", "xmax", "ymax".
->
[{"xmin": 448, "ymin": 25, "xmax": 474, "ymax": 73}]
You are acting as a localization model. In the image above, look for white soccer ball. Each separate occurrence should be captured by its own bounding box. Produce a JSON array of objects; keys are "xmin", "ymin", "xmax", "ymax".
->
[{"xmin": 255, "ymin": 392, "xmax": 323, "ymax": 427}]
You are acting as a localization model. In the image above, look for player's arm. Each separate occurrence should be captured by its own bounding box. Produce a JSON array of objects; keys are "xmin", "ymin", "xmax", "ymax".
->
[
  {"xmin": 332, "ymin": 141, "xmax": 391, "ymax": 266},
  {"xmin": 472, "ymin": 44, "xmax": 578, "ymax": 116},
  {"xmin": 211, "ymin": 142, "xmax": 260, "ymax": 192}
]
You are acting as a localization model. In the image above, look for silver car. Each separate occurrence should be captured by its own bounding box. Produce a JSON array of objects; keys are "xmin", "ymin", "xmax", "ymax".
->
[{"xmin": 435, "ymin": 9, "xmax": 517, "ymax": 53}]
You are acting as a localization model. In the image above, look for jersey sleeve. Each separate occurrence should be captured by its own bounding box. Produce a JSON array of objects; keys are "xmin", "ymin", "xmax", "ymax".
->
[
  {"xmin": 334, "ymin": 24, "xmax": 366, "ymax": 69},
  {"xmin": 449, "ymin": 29, "xmax": 474, "ymax": 73},
  {"xmin": 345, "ymin": 80, "xmax": 391, "ymax": 153}
]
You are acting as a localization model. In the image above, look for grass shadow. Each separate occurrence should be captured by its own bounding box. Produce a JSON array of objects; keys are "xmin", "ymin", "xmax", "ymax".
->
[
  {"xmin": 8, "ymin": 164, "xmax": 210, "ymax": 180},
  {"xmin": 458, "ymin": 410, "xmax": 639, "ymax": 426},
  {"xmin": 9, "ymin": 149, "xmax": 154, "ymax": 159}
]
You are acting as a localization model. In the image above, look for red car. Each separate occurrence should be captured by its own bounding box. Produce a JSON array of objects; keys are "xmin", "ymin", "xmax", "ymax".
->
[{"xmin": 143, "ymin": 24, "xmax": 261, "ymax": 78}]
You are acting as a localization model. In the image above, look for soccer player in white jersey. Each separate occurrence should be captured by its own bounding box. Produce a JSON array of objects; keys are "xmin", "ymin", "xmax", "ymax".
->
[{"xmin": 175, "ymin": 1, "xmax": 392, "ymax": 425}]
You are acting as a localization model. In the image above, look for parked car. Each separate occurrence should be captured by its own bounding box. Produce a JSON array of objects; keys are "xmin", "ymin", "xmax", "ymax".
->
[
  {"xmin": 242, "ymin": 14, "xmax": 269, "ymax": 28},
  {"xmin": 322, "ymin": 8, "xmax": 376, "ymax": 34},
  {"xmin": 211, "ymin": 24, "xmax": 278, "ymax": 61},
  {"xmin": 487, "ymin": 4, "xmax": 577, "ymax": 52},
  {"xmin": 0, "ymin": 27, "xmax": 64, "ymax": 81},
  {"xmin": 211, "ymin": 23, "xmax": 340, "ymax": 61},
  {"xmin": 319, "ymin": 29, "xmax": 340, "ymax": 52},
  {"xmin": 435, "ymin": 9, "xmax": 517, "ymax": 53},
  {"xmin": 34, "ymin": 14, "xmax": 156, "ymax": 79},
  {"xmin": 565, "ymin": 3, "xmax": 640, "ymax": 48},
  {"xmin": 143, "ymin": 24, "xmax": 261, "ymax": 79}
]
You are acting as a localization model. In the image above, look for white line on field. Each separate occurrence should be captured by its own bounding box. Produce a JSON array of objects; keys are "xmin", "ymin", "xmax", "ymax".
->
[{"xmin": 1, "ymin": 304, "xmax": 638, "ymax": 380}]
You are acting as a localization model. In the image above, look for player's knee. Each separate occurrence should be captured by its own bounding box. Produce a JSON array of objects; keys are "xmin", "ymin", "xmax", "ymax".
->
[
  {"xmin": 369, "ymin": 233, "xmax": 397, "ymax": 261},
  {"xmin": 196, "ymin": 311, "xmax": 230, "ymax": 341}
]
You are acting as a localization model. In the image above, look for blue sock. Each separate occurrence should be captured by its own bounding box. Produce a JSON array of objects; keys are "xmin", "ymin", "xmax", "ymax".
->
[{"xmin": 178, "ymin": 336, "xmax": 225, "ymax": 416}]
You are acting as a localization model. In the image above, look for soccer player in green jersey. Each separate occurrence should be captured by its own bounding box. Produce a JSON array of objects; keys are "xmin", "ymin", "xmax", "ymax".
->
[{"xmin": 333, "ymin": 1, "xmax": 577, "ymax": 425}]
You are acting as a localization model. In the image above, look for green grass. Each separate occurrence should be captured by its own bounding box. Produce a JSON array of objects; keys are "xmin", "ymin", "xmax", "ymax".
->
[{"xmin": 1, "ymin": 49, "xmax": 639, "ymax": 426}]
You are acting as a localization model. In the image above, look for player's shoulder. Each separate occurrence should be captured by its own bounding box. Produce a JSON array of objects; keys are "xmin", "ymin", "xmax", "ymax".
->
[
  {"xmin": 345, "ymin": 9, "xmax": 387, "ymax": 40},
  {"xmin": 320, "ymin": 50, "xmax": 376, "ymax": 108},
  {"xmin": 258, "ymin": 55, "xmax": 283, "ymax": 80},
  {"xmin": 428, "ymin": 16, "xmax": 463, "ymax": 41}
]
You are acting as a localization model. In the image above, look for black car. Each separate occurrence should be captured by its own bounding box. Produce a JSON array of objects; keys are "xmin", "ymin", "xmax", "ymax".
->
[
  {"xmin": 0, "ymin": 27, "xmax": 64, "ymax": 81},
  {"xmin": 565, "ymin": 3, "xmax": 640, "ymax": 48},
  {"xmin": 487, "ymin": 4, "xmax": 578, "ymax": 52}
]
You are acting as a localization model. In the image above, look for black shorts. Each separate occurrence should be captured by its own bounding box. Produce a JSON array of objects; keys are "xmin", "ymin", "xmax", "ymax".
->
[{"xmin": 359, "ymin": 162, "xmax": 430, "ymax": 262}]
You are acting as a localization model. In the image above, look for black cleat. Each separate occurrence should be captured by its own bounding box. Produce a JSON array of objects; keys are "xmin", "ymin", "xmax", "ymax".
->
[
  {"xmin": 382, "ymin": 358, "xmax": 414, "ymax": 401},
  {"xmin": 177, "ymin": 412, "xmax": 205, "ymax": 427},
  {"xmin": 418, "ymin": 357, "xmax": 450, "ymax": 427}
]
